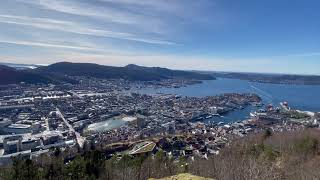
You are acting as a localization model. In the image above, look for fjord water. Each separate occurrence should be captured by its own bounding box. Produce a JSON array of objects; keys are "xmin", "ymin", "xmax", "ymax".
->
[{"xmin": 137, "ymin": 78, "xmax": 320, "ymax": 122}]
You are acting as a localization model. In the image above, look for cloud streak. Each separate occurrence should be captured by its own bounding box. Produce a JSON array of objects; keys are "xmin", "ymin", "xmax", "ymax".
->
[
  {"xmin": 0, "ymin": 39, "xmax": 101, "ymax": 51},
  {"xmin": 0, "ymin": 15, "xmax": 175, "ymax": 45},
  {"xmin": 17, "ymin": 0, "xmax": 211, "ymax": 35},
  {"xmin": 19, "ymin": 0, "xmax": 164, "ymax": 27}
]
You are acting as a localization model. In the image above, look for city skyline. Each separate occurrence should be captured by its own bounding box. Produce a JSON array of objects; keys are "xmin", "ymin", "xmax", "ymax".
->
[{"xmin": 0, "ymin": 0, "xmax": 320, "ymax": 75}]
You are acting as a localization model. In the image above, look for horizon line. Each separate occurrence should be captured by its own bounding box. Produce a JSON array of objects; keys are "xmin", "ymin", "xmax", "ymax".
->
[{"xmin": 1, "ymin": 61, "xmax": 320, "ymax": 77}]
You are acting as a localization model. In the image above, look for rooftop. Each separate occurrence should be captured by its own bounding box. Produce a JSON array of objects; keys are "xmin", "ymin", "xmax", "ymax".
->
[
  {"xmin": 129, "ymin": 141, "xmax": 156, "ymax": 155},
  {"xmin": 7, "ymin": 124, "xmax": 31, "ymax": 129}
]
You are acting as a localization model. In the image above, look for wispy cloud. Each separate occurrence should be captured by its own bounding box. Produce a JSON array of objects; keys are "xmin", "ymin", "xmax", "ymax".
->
[
  {"xmin": 99, "ymin": 0, "xmax": 182, "ymax": 13},
  {"xmin": 0, "ymin": 0, "xmax": 238, "ymax": 72},
  {"xmin": 17, "ymin": 0, "xmax": 213, "ymax": 35},
  {"xmin": 100, "ymin": 0, "xmax": 167, "ymax": 7},
  {"xmin": 19, "ymin": 0, "xmax": 162, "ymax": 26},
  {"xmin": 0, "ymin": 14, "xmax": 175, "ymax": 45},
  {"xmin": 0, "ymin": 39, "xmax": 100, "ymax": 51}
]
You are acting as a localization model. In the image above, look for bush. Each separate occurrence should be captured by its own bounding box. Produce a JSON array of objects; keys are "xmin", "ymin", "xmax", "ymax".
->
[{"xmin": 293, "ymin": 136, "xmax": 318, "ymax": 154}]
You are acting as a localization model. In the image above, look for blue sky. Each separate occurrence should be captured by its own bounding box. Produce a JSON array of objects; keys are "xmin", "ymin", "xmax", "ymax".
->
[{"xmin": 0, "ymin": 0, "xmax": 319, "ymax": 74}]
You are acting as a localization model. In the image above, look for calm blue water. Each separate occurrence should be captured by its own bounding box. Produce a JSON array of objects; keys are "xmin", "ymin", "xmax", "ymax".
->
[{"xmin": 136, "ymin": 78, "xmax": 320, "ymax": 123}]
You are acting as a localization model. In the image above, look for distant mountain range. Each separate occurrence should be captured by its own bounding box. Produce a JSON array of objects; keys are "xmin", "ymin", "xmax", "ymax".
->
[
  {"xmin": 0, "ymin": 62, "xmax": 215, "ymax": 85},
  {"xmin": 125, "ymin": 64, "xmax": 214, "ymax": 80},
  {"xmin": 209, "ymin": 72, "xmax": 320, "ymax": 85},
  {"xmin": 3, "ymin": 62, "xmax": 320, "ymax": 85},
  {"xmin": 0, "ymin": 65, "xmax": 51, "ymax": 85}
]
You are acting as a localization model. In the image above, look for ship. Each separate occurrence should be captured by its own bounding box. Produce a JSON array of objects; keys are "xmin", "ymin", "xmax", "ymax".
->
[{"xmin": 250, "ymin": 112, "xmax": 257, "ymax": 117}]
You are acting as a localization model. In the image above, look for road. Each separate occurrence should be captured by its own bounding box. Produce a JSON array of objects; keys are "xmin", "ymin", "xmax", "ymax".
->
[
  {"xmin": 56, "ymin": 108, "xmax": 85, "ymax": 148},
  {"xmin": 44, "ymin": 117, "xmax": 49, "ymax": 131},
  {"xmin": 69, "ymin": 90, "xmax": 83, "ymax": 99}
]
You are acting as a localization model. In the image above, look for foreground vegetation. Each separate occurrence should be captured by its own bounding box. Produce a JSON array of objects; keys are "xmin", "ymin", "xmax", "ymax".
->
[{"xmin": 1, "ymin": 128, "xmax": 320, "ymax": 180}]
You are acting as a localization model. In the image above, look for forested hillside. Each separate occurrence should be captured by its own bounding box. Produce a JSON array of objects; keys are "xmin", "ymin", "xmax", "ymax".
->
[{"xmin": 1, "ymin": 129, "xmax": 320, "ymax": 180}]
